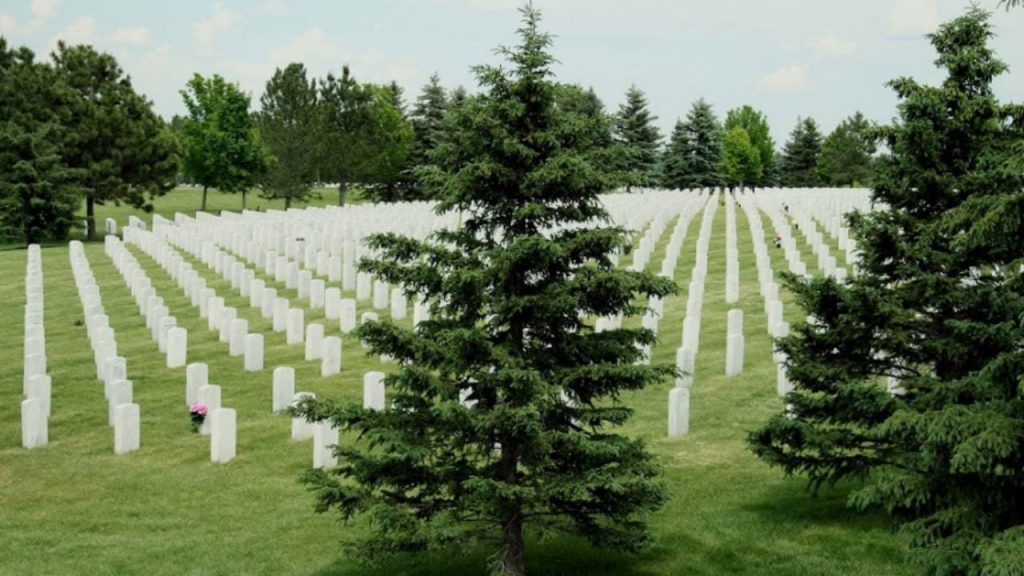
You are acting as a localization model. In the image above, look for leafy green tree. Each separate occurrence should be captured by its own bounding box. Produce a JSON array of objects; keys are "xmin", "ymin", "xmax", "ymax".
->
[
  {"xmin": 613, "ymin": 85, "xmax": 661, "ymax": 189},
  {"xmin": 180, "ymin": 73, "xmax": 270, "ymax": 211},
  {"xmin": 720, "ymin": 127, "xmax": 762, "ymax": 190},
  {"xmin": 749, "ymin": 9, "xmax": 1024, "ymax": 575},
  {"xmin": 53, "ymin": 43, "xmax": 177, "ymax": 239},
  {"xmin": 256, "ymin": 63, "xmax": 320, "ymax": 209},
  {"xmin": 681, "ymin": 99, "xmax": 724, "ymax": 188},
  {"xmin": 356, "ymin": 82, "xmax": 414, "ymax": 202},
  {"xmin": 816, "ymin": 112, "xmax": 876, "ymax": 187},
  {"xmin": 724, "ymin": 105, "xmax": 774, "ymax": 186},
  {"xmin": 318, "ymin": 66, "xmax": 372, "ymax": 205},
  {"xmin": 659, "ymin": 119, "xmax": 689, "ymax": 189},
  {"xmin": 293, "ymin": 7, "xmax": 675, "ymax": 575},
  {"xmin": 779, "ymin": 117, "xmax": 824, "ymax": 187}
]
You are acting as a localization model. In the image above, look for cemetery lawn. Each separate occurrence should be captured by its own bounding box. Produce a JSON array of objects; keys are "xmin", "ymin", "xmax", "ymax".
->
[{"xmin": 0, "ymin": 201, "xmax": 914, "ymax": 575}]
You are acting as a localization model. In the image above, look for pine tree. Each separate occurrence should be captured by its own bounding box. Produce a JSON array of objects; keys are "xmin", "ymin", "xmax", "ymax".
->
[
  {"xmin": 293, "ymin": 6, "xmax": 675, "ymax": 575},
  {"xmin": 720, "ymin": 127, "xmax": 762, "ymax": 190},
  {"xmin": 613, "ymin": 85, "xmax": 660, "ymax": 189},
  {"xmin": 659, "ymin": 120, "xmax": 688, "ymax": 189},
  {"xmin": 724, "ymin": 105, "xmax": 774, "ymax": 186},
  {"xmin": 408, "ymin": 73, "xmax": 449, "ymax": 173},
  {"xmin": 256, "ymin": 63, "xmax": 319, "ymax": 209},
  {"xmin": 555, "ymin": 83, "xmax": 620, "ymax": 188},
  {"xmin": 816, "ymin": 112, "xmax": 876, "ymax": 187},
  {"xmin": 681, "ymin": 99, "xmax": 724, "ymax": 188},
  {"xmin": 54, "ymin": 43, "xmax": 178, "ymax": 239},
  {"xmin": 749, "ymin": 9, "xmax": 1024, "ymax": 574},
  {"xmin": 779, "ymin": 117, "xmax": 824, "ymax": 187}
]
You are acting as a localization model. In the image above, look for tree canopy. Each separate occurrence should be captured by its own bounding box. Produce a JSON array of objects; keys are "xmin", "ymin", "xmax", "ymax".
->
[
  {"xmin": 749, "ymin": 8, "xmax": 1024, "ymax": 574},
  {"xmin": 779, "ymin": 116, "xmax": 824, "ymax": 187},
  {"xmin": 816, "ymin": 112, "xmax": 876, "ymax": 187},
  {"xmin": 293, "ymin": 6, "xmax": 675, "ymax": 575},
  {"xmin": 256, "ymin": 63, "xmax": 320, "ymax": 209},
  {"xmin": 613, "ymin": 85, "xmax": 661, "ymax": 189},
  {"xmin": 724, "ymin": 105, "xmax": 774, "ymax": 186}
]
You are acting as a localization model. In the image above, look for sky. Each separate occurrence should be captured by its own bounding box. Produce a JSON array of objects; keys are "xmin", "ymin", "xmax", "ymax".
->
[{"xmin": 1, "ymin": 0, "xmax": 1022, "ymax": 145}]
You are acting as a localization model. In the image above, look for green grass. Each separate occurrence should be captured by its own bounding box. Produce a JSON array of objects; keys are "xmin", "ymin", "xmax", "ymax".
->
[{"xmin": 0, "ymin": 196, "xmax": 913, "ymax": 575}]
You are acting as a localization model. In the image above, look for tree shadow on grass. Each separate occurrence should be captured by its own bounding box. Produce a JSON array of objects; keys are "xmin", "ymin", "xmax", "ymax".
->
[
  {"xmin": 741, "ymin": 477, "xmax": 895, "ymax": 530},
  {"xmin": 308, "ymin": 536, "xmax": 673, "ymax": 576}
]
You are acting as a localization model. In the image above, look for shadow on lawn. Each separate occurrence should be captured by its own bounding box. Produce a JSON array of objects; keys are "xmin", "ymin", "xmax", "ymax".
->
[{"xmin": 309, "ymin": 537, "xmax": 673, "ymax": 576}]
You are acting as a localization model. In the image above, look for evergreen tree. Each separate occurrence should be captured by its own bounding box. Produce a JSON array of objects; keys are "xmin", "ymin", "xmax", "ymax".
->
[
  {"xmin": 0, "ymin": 40, "xmax": 80, "ymax": 244},
  {"xmin": 356, "ymin": 83, "xmax": 414, "ymax": 202},
  {"xmin": 408, "ymin": 73, "xmax": 449, "ymax": 178},
  {"xmin": 256, "ymin": 63, "xmax": 320, "ymax": 209},
  {"xmin": 53, "ymin": 43, "xmax": 177, "ymax": 239},
  {"xmin": 293, "ymin": 7, "xmax": 675, "ymax": 575},
  {"xmin": 659, "ymin": 119, "xmax": 688, "ymax": 189},
  {"xmin": 724, "ymin": 105, "xmax": 774, "ymax": 186},
  {"xmin": 180, "ymin": 73, "xmax": 270, "ymax": 211},
  {"xmin": 749, "ymin": 9, "xmax": 1024, "ymax": 575},
  {"xmin": 554, "ymin": 83, "xmax": 621, "ymax": 189},
  {"xmin": 816, "ymin": 112, "xmax": 876, "ymax": 187},
  {"xmin": 779, "ymin": 117, "xmax": 824, "ymax": 186},
  {"xmin": 681, "ymin": 99, "xmax": 724, "ymax": 188},
  {"xmin": 613, "ymin": 85, "xmax": 661, "ymax": 189},
  {"xmin": 720, "ymin": 127, "xmax": 762, "ymax": 190}
]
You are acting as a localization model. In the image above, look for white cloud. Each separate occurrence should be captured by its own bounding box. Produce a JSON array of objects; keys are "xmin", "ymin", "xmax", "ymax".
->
[
  {"xmin": 193, "ymin": 3, "xmax": 239, "ymax": 54},
  {"xmin": 466, "ymin": 0, "xmax": 519, "ymax": 13},
  {"xmin": 110, "ymin": 26, "xmax": 152, "ymax": 46},
  {"xmin": 30, "ymin": 0, "xmax": 58, "ymax": 22},
  {"xmin": 48, "ymin": 16, "xmax": 95, "ymax": 53},
  {"xmin": 0, "ymin": 13, "xmax": 16, "ymax": 36},
  {"xmin": 759, "ymin": 64, "xmax": 809, "ymax": 92},
  {"xmin": 808, "ymin": 33, "xmax": 856, "ymax": 57},
  {"xmin": 249, "ymin": 2, "xmax": 290, "ymax": 17},
  {"xmin": 887, "ymin": 0, "xmax": 938, "ymax": 37},
  {"xmin": 218, "ymin": 27, "xmax": 424, "ymax": 107}
]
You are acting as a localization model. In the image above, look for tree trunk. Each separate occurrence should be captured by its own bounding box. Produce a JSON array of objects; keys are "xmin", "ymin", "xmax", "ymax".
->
[
  {"xmin": 241, "ymin": 189, "xmax": 247, "ymax": 211},
  {"xmin": 338, "ymin": 183, "xmax": 349, "ymax": 206},
  {"xmin": 498, "ymin": 510, "xmax": 526, "ymax": 576},
  {"xmin": 86, "ymin": 195, "xmax": 96, "ymax": 241},
  {"xmin": 201, "ymin": 186, "xmax": 208, "ymax": 212},
  {"xmin": 285, "ymin": 196, "xmax": 291, "ymax": 210}
]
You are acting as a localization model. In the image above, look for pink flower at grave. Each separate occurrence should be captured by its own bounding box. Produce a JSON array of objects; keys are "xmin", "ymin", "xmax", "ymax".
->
[{"xmin": 189, "ymin": 402, "xmax": 208, "ymax": 415}]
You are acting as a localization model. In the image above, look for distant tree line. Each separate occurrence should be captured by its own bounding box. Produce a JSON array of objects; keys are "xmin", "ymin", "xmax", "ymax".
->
[{"xmin": 1, "ymin": 37, "xmax": 880, "ymax": 246}]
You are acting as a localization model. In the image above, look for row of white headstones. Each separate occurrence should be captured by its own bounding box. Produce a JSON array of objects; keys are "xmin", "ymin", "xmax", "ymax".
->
[
  {"xmin": 21, "ymin": 245, "xmax": 49, "ymax": 449},
  {"xmin": 20, "ymin": 188, "xmax": 871, "ymax": 462}
]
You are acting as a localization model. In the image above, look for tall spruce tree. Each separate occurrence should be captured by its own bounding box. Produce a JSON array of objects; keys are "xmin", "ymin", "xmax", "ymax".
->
[
  {"xmin": 681, "ymin": 99, "xmax": 724, "ymax": 188},
  {"xmin": 779, "ymin": 117, "xmax": 824, "ymax": 186},
  {"xmin": 53, "ymin": 43, "xmax": 177, "ymax": 239},
  {"xmin": 0, "ymin": 40, "xmax": 80, "ymax": 244},
  {"xmin": 724, "ymin": 105, "xmax": 774, "ymax": 186},
  {"xmin": 293, "ymin": 6, "xmax": 675, "ymax": 575},
  {"xmin": 816, "ymin": 111, "xmax": 876, "ymax": 187},
  {"xmin": 256, "ymin": 63, "xmax": 319, "ymax": 209},
  {"xmin": 408, "ymin": 73, "xmax": 449, "ymax": 178},
  {"xmin": 613, "ymin": 85, "xmax": 661, "ymax": 189},
  {"xmin": 749, "ymin": 9, "xmax": 1024, "ymax": 575},
  {"xmin": 659, "ymin": 119, "xmax": 688, "ymax": 189},
  {"xmin": 554, "ymin": 83, "xmax": 620, "ymax": 189}
]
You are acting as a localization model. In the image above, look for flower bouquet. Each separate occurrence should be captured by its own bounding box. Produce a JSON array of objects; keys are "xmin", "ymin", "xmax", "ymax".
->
[{"xmin": 189, "ymin": 402, "xmax": 208, "ymax": 432}]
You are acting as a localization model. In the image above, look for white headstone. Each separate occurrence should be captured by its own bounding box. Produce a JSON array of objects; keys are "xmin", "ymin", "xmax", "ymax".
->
[
  {"xmin": 290, "ymin": 392, "xmax": 315, "ymax": 440},
  {"xmin": 272, "ymin": 298, "xmax": 289, "ymax": 332},
  {"xmin": 108, "ymin": 379, "xmax": 133, "ymax": 427},
  {"xmin": 244, "ymin": 333, "xmax": 264, "ymax": 371},
  {"xmin": 209, "ymin": 408, "xmax": 237, "ymax": 463},
  {"xmin": 339, "ymin": 299, "xmax": 357, "ymax": 334},
  {"xmin": 197, "ymin": 384, "xmax": 222, "ymax": 435},
  {"xmin": 22, "ymin": 398, "xmax": 48, "ymax": 449},
  {"xmin": 286, "ymin": 308, "xmax": 304, "ymax": 344},
  {"xmin": 272, "ymin": 367, "xmax": 295, "ymax": 413},
  {"xmin": 305, "ymin": 323, "xmax": 325, "ymax": 361},
  {"xmin": 324, "ymin": 288, "xmax": 342, "ymax": 320},
  {"xmin": 113, "ymin": 403, "xmax": 140, "ymax": 455},
  {"xmin": 166, "ymin": 327, "xmax": 187, "ymax": 368},
  {"xmin": 25, "ymin": 374, "xmax": 51, "ymax": 418},
  {"xmin": 229, "ymin": 318, "xmax": 248, "ymax": 357},
  {"xmin": 186, "ymin": 362, "xmax": 208, "ymax": 406},
  {"xmin": 312, "ymin": 422, "xmax": 339, "ymax": 469},
  {"xmin": 321, "ymin": 336, "xmax": 342, "ymax": 377},
  {"xmin": 363, "ymin": 371, "xmax": 386, "ymax": 411}
]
